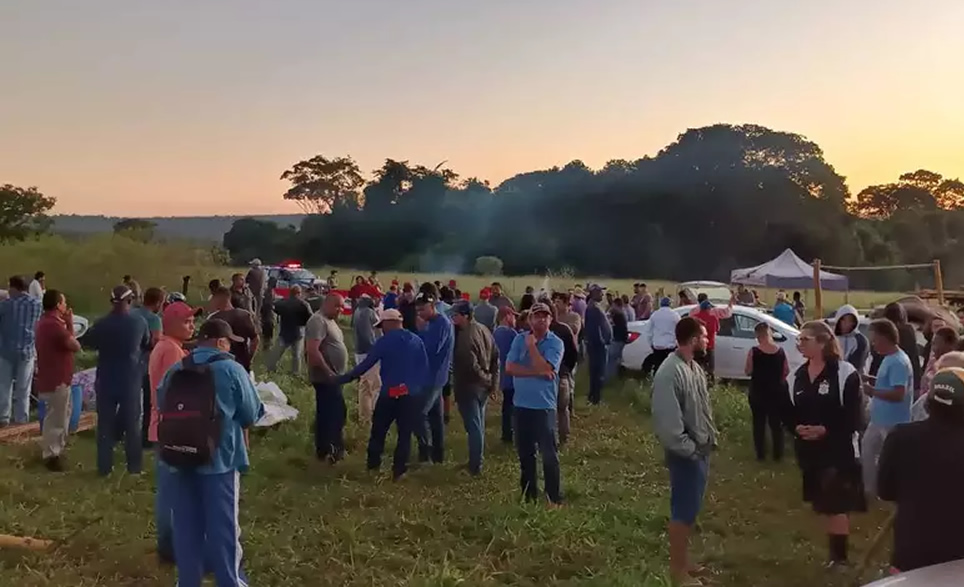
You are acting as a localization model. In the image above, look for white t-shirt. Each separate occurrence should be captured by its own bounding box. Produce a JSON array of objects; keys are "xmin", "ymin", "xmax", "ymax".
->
[
  {"xmin": 28, "ymin": 279, "xmax": 44, "ymax": 300},
  {"xmin": 649, "ymin": 306, "xmax": 681, "ymax": 350}
]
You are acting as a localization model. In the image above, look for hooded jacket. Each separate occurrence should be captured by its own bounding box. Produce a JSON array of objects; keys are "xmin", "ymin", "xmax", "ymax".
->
[{"xmin": 834, "ymin": 305, "xmax": 869, "ymax": 372}]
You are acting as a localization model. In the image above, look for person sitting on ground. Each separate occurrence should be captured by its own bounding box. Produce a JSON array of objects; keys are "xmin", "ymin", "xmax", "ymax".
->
[
  {"xmin": 744, "ymin": 323, "xmax": 788, "ymax": 462},
  {"xmin": 833, "ymin": 305, "xmax": 869, "ymax": 373},
  {"xmin": 148, "ymin": 301, "xmax": 197, "ymax": 564},
  {"xmin": 877, "ymin": 367, "xmax": 964, "ymax": 574},
  {"xmin": 334, "ymin": 309, "xmax": 429, "ymax": 481},
  {"xmin": 156, "ymin": 319, "xmax": 264, "ymax": 586},
  {"xmin": 34, "ymin": 289, "xmax": 82, "ymax": 472}
]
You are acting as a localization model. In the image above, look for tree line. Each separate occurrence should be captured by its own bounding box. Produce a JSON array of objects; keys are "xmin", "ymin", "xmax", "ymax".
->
[{"xmin": 222, "ymin": 123, "xmax": 964, "ymax": 291}]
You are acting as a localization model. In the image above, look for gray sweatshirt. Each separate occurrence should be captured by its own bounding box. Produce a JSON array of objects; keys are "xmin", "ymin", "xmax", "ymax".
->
[{"xmin": 651, "ymin": 352, "xmax": 718, "ymax": 459}]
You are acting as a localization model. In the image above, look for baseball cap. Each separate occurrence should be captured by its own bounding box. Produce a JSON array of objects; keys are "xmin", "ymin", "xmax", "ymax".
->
[
  {"xmin": 110, "ymin": 285, "xmax": 134, "ymax": 303},
  {"xmin": 163, "ymin": 301, "xmax": 198, "ymax": 322},
  {"xmin": 660, "ymin": 297, "xmax": 672, "ymax": 307},
  {"xmin": 451, "ymin": 300, "xmax": 472, "ymax": 317},
  {"xmin": 930, "ymin": 368, "xmax": 964, "ymax": 408},
  {"xmin": 588, "ymin": 284, "xmax": 606, "ymax": 295},
  {"xmin": 375, "ymin": 308, "xmax": 403, "ymax": 327},
  {"xmin": 529, "ymin": 302, "xmax": 552, "ymax": 316},
  {"xmin": 198, "ymin": 318, "xmax": 244, "ymax": 342},
  {"xmin": 249, "ymin": 258, "xmax": 262, "ymax": 267},
  {"xmin": 497, "ymin": 305, "xmax": 519, "ymax": 320}
]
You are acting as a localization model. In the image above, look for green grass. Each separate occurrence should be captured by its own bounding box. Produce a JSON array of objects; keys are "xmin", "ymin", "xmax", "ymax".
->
[{"xmin": 0, "ymin": 327, "xmax": 894, "ymax": 587}]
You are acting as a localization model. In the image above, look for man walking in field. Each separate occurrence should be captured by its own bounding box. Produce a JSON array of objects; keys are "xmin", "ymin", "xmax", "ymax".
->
[
  {"xmin": 652, "ymin": 317, "xmax": 716, "ymax": 586},
  {"xmin": 0, "ymin": 275, "xmax": 43, "ymax": 426},
  {"xmin": 306, "ymin": 293, "xmax": 350, "ymax": 463},
  {"xmin": 267, "ymin": 285, "xmax": 312, "ymax": 375},
  {"xmin": 245, "ymin": 258, "xmax": 267, "ymax": 317}
]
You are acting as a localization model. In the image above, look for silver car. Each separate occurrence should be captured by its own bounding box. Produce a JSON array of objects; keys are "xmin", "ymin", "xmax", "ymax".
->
[{"xmin": 863, "ymin": 559, "xmax": 964, "ymax": 586}]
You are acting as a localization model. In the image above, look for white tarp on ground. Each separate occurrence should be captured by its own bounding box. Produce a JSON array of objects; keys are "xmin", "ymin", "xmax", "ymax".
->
[
  {"xmin": 253, "ymin": 380, "xmax": 299, "ymax": 428},
  {"xmin": 730, "ymin": 248, "xmax": 849, "ymax": 292}
]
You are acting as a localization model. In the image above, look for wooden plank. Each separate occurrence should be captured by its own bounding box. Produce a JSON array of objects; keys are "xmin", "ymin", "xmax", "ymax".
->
[{"xmin": 0, "ymin": 412, "xmax": 97, "ymax": 445}]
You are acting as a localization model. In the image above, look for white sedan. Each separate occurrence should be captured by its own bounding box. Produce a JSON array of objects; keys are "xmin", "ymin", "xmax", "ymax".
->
[{"xmin": 621, "ymin": 305, "xmax": 804, "ymax": 380}]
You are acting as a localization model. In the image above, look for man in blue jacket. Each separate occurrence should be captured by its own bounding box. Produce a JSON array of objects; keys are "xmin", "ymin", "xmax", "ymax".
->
[
  {"xmin": 583, "ymin": 285, "xmax": 612, "ymax": 405},
  {"xmin": 336, "ymin": 309, "xmax": 429, "ymax": 480},
  {"xmin": 414, "ymin": 292, "xmax": 454, "ymax": 464},
  {"xmin": 156, "ymin": 319, "xmax": 265, "ymax": 587}
]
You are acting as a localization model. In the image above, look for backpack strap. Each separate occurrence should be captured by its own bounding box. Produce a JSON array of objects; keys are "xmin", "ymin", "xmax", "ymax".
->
[{"xmin": 836, "ymin": 361, "xmax": 857, "ymax": 406}]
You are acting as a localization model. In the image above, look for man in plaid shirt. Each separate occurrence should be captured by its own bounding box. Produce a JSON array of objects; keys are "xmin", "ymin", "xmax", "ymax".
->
[{"xmin": 0, "ymin": 275, "xmax": 43, "ymax": 426}]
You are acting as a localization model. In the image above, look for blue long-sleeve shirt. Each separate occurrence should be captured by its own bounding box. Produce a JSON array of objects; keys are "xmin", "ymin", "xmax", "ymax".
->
[
  {"xmin": 338, "ymin": 328, "xmax": 429, "ymax": 397},
  {"xmin": 157, "ymin": 346, "xmax": 265, "ymax": 475},
  {"xmin": 419, "ymin": 313, "xmax": 454, "ymax": 390},
  {"xmin": 584, "ymin": 302, "xmax": 613, "ymax": 349},
  {"xmin": 86, "ymin": 309, "xmax": 151, "ymax": 393},
  {"xmin": 493, "ymin": 325, "xmax": 518, "ymax": 391}
]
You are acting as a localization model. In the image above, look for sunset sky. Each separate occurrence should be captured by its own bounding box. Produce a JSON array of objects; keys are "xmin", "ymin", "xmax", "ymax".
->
[{"xmin": 2, "ymin": 0, "xmax": 962, "ymax": 217}]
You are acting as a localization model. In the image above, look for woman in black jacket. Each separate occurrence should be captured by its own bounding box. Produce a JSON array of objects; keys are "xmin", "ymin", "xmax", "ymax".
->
[{"xmin": 786, "ymin": 321, "xmax": 866, "ymax": 569}]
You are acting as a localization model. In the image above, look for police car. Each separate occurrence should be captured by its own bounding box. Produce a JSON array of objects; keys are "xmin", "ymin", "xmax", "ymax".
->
[{"xmin": 266, "ymin": 261, "xmax": 325, "ymax": 300}]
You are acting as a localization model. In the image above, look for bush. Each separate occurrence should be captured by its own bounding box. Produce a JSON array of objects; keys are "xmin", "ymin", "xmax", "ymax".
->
[{"xmin": 473, "ymin": 256, "xmax": 503, "ymax": 276}]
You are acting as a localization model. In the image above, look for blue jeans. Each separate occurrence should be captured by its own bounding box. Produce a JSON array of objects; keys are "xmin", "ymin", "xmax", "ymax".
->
[
  {"xmin": 313, "ymin": 382, "xmax": 346, "ymax": 459},
  {"xmin": 0, "ymin": 354, "xmax": 36, "ymax": 425},
  {"xmin": 587, "ymin": 344, "xmax": 608, "ymax": 404},
  {"xmin": 606, "ymin": 342, "xmax": 625, "ymax": 381},
  {"xmin": 155, "ymin": 453, "xmax": 174, "ymax": 561},
  {"xmin": 416, "ymin": 386, "xmax": 445, "ymax": 463},
  {"xmin": 665, "ymin": 452, "xmax": 710, "ymax": 525},
  {"xmin": 456, "ymin": 391, "xmax": 487, "ymax": 474},
  {"xmin": 96, "ymin": 383, "xmax": 143, "ymax": 475},
  {"xmin": 515, "ymin": 407, "xmax": 561, "ymax": 503},
  {"xmin": 168, "ymin": 470, "xmax": 248, "ymax": 587},
  {"xmin": 368, "ymin": 394, "xmax": 417, "ymax": 478}
]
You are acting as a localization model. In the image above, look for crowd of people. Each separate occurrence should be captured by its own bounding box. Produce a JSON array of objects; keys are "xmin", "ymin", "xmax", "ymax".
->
[{"xmin": 0, "ymin": 267, "xmax": 962, "ymax": 587}]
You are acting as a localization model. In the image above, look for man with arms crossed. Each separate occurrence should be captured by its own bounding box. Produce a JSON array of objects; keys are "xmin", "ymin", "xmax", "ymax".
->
[{"xmin": 652, "ymin": 317, "xmax": 717, "ymax": 586}]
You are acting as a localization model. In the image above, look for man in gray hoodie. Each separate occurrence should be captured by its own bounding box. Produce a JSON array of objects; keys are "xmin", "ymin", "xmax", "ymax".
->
[
  {"xmin": 834, "ymin": 304, "xmax": 869, "ymax": 373},
  {"xmin": 652, "ymin": 316, "xmax": 717, "ymax": 586}
]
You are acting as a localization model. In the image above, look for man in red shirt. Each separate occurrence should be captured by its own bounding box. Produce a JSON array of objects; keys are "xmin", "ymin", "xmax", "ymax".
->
[
  {"xmin": 688, "ymin": 293, "xmax": 734, "ymax": 384},
  {"xmin": 34, "ymin": 289, "xmax": 82, "ymax": 471}
]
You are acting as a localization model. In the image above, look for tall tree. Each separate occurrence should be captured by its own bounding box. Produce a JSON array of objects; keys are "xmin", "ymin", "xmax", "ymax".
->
[
  {"xmin": 113, "ymin": 218, "xmax": 158, "ymax": 242},
  {"xmin": 280, "ymin": 155, "xmax": 365, "ymax": 214},
  {"xmin": 0, "ymin": 184, "xmax": 56, "ymax": 242}
]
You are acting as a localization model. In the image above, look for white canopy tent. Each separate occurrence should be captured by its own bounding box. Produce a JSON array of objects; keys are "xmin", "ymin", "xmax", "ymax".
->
[{"xmin": 730, "ymin": 249, "xmax": 849, "ymax": 292}]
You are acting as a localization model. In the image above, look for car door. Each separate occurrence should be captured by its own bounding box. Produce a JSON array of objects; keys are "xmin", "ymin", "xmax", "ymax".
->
[{"xmin": 716, "ymin": 313, "xmax": 758, "ymax": 379}]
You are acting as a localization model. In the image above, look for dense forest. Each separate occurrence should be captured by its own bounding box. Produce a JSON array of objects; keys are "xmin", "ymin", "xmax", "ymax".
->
[{"xmin": 222, "ymin": 123, "xmax": 964, "ymax": 291}]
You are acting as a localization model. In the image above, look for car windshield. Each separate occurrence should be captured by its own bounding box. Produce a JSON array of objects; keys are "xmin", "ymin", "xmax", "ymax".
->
[{"xmin": 285, "ymin": 269, "xmax": 316, "ymax": 281}]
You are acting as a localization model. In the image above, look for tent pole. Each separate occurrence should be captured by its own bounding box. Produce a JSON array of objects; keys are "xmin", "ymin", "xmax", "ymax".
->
[
  {"xmin": 813, "ymin": 259, "xmax": 823, "ymax": 319},
  {"xmin": 934, "ymin": 259, "xmax": 945, "ymax": 306}
]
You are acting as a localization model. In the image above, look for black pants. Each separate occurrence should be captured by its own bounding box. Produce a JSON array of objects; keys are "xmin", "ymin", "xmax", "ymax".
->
[
  {"xmin": 261, "ymin": 315, "xmax": 274, "ymax": 350},
  {"xmin": 515, "ymin": 407, "xmax": 562, "ymax": 503},
  {"xmin": 643, "ymin": 347, "xmax": 674, "ymax": 376},
  {"xmin": 587, "ymin": 344, "xmax": 607, "ymax": 404},
  {"xmin": 501, "ymin": 387, "xmax": 515, "ymax": 443},
  {"xmin": 368, "ymin": 395, "xmax": 417, "ymax": 478},
  {"xmin": 314, "ymin": 382, "xmax": 346, "ymax": 460},
  {"xmin": 141, "ymin": 373, "xmax": 152, "ymax": 447},
  {"xmin": 749, "ymin": 394, "xmax": 784, "ymax": 461}
]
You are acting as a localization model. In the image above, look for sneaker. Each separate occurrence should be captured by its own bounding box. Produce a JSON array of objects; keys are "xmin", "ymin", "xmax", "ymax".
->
[
  {"xmin": 328, "ymin": 448, "xmax": 347, "ymax": 465},
  {"xmin": 392, "ymin": 471, "xmax": 407, "ymax": 482},
  {"xmin": 44, "ymin": 456, "xmax": 65, "ymax": 472}
]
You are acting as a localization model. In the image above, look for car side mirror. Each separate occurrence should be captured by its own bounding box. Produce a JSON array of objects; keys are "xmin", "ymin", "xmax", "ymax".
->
[{"xmin": 772, "ymin": 331, "xmax": 787, "ymax": 342}]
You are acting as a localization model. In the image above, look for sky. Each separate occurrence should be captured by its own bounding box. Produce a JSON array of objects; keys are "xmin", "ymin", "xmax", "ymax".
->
[{"xmin": 1, "ymin": 0, "xmax": 962, "ymax": 217}]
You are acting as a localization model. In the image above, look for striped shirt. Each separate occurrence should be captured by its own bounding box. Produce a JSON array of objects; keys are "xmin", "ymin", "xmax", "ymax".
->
[{"xmin": 0, "ymin": 293, "xmax": 43, "ymax": 359}]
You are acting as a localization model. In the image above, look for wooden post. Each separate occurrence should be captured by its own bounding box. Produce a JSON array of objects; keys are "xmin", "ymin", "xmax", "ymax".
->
[
  {"xmin": 813, "ymin": 259, "xmax": 823, "ymax": 320},
  {"xmin": 934, "ymin": 259, "xmax": 945, "ymax": 306}
]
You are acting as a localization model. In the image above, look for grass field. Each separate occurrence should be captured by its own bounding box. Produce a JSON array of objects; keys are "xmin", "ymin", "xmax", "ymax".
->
[{"xmin": 0, "ymin": 323, "xmax": 897, "ymax": 587}]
